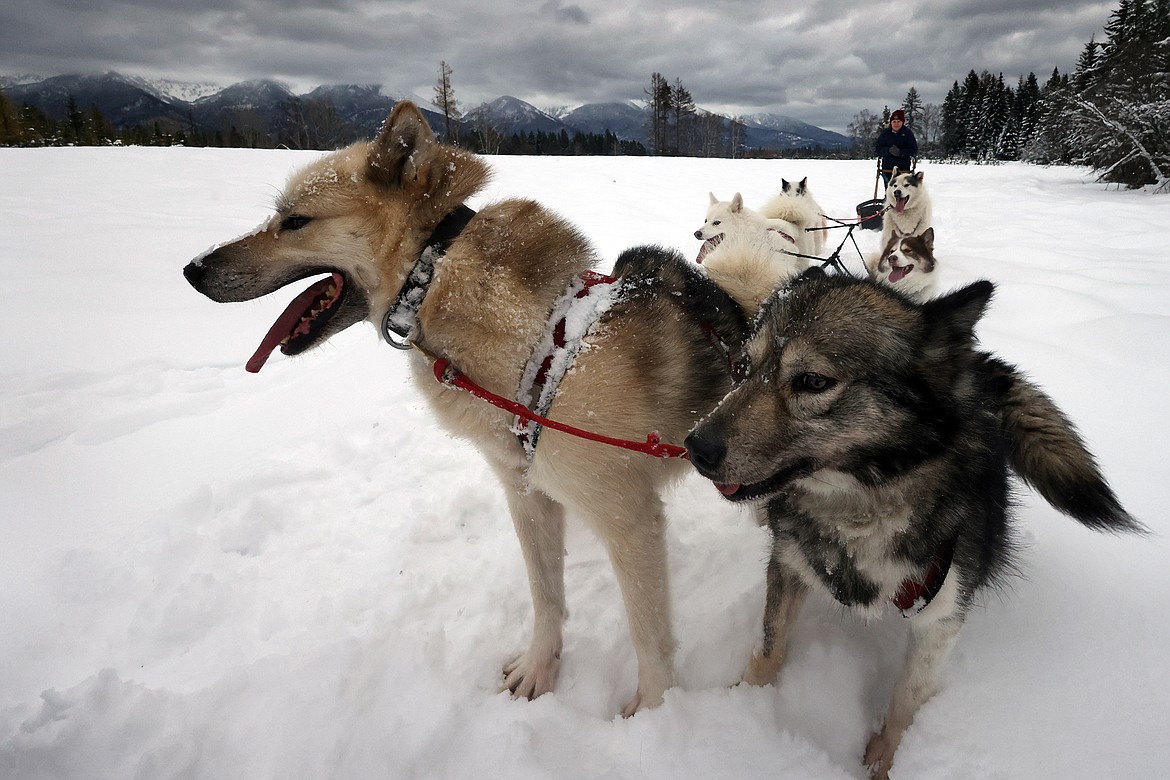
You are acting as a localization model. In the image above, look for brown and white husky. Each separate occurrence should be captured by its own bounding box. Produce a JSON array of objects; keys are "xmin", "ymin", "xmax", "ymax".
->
[{"xmin": 183, "ymin": 101, "xmax": 747, "ymax": 716}]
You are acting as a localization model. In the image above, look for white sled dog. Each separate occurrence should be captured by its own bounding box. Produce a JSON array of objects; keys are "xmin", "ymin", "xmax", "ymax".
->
[
  {"xmin": 881, "ymin": 170, "xmax": 933, "ymax": 250},
  {"xmin": 699, "ymin": 228, "xmax": 810, "ymax": 317},
  {"xmin": 868, "ymin": 227, "xmax": 938, "ymax": 301},
  {"xmin": 695, "ymin": 192, "xmax": 813, "ymax": 267},
  {"xmin": 759, "ymin": 177, "xmax": 828, "ymax": 256},
  {"xmin": 183, "ymin": 101, "xmax": 754, "ymax": 717}
]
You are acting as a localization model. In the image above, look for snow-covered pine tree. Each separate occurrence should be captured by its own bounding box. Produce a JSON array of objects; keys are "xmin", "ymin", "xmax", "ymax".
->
[{"xmin": 1035, "ymin": 0, "xmax": 1169, "ymax": 189}]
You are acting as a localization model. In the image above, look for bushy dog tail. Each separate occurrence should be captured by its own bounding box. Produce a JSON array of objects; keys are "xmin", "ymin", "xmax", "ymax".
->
[{"xmin": 987, "ymin": 356, "xmax": 1144, "ymax": 533}]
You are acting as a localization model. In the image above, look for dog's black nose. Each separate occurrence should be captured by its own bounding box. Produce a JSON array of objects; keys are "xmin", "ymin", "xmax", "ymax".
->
[
  {"xmin": 693, "ymin": 230, "xmax": 703, "ymax": 240},
  {"xmin": 684, "ymin": 430, "xmax": 726, "ymax": 477},
  {"xmin": 183, "ymin": 261, "xmax": 205, "ymax": 287}
]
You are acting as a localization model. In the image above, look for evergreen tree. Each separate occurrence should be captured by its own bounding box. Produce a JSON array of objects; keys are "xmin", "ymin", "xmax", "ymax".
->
[
  {"xmin": 64, "ymin": 95, "xmax": 88, "ymax": 145},
  {"xmin": 669, "ymin": 78, "xmax": 695, "ymax": 155},
  {"xmin": 1015, "ymin": 73, "xmax": 1042, "ymax": 147},
  {"xmin": 88, "ymin": 103, "xmax": 115, "ymax": 145},
  {"xmin": 901, "ymin": 87, "xmax": 924, "ymax": 127},
  {"xmin": 1073, "ymin": 36, "xmax": 1101, "ymax": 91},
  {"xmin": 433, "ymin": 61, "xmax": 461, "ymax": 144},
  {"xmin": 940, "ymin": 80, "xmax": 964, "ymax": 156},
  {"xmin": 643, "ymin": 73, "xmax": 671, "ymax": 155},
  {"xmin": 1026, "ymin": 0, "xmax": 1168, "ymax": 188},
  {"xmin": 0, "ymin": 87, "xmax": 22, "ymax": 145}
]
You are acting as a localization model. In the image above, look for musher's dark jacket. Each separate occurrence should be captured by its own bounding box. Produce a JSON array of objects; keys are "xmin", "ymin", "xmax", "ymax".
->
[{"xmin": 875, "ymin": 125, "xmax": 919, "ymax": 172}]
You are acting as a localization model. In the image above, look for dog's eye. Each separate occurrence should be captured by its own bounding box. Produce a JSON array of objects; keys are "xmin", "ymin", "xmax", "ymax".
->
[
  {"xmin": 280, "ymin": 215, "xmax": 312, "ymax": 231},
  {"xmin": 712, "ymin": 220, "xmax": 721, "ymax": 226},
  {"xmin": 795, "ymin": 373, "xmax": 835, "ymax": 393}
]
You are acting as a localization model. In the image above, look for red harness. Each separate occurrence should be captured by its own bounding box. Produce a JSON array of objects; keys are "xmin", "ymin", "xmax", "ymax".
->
[
  {"xmin": 431, "ymin": 356, "xmax": 690, "ymax": 459},
  {"xmin": 422, "ymin": 268, "xmax": 701, "ymax": 460}
]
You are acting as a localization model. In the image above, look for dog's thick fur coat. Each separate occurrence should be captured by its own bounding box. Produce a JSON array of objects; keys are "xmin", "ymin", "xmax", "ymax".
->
[
  {"xmin": 867, "ymin": 227, "xmax": 938, "ymax": 301},
  {"xmin": 759, "ymin": 177, "xmax": 828, "ymax": 256},
  {"xmin": 695, "ymin": 192, "xmax": 813, "ymax": 265},
  {"xmin": 881, "ymin": 170, "xmax": 933, "ymax": 249},
  {"xmin": 685, "ymin": 271, "xmax": 1140, "ymax": 777},
  {"xmin": 184, "ymin": 102, "xmax": 748, "ymax": 715}
]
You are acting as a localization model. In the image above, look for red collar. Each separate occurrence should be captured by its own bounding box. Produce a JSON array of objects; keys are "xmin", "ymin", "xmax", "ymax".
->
[
  {"xmin": 892, "ymin": 539, "xmax": 956, "ymax": 618},
  {"xmin": 767, "ymin": 227, "xmax": 796, "ymax": 245}
]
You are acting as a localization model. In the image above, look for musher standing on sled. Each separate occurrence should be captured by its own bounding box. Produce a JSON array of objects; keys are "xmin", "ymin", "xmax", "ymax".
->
[{"xmin": 874, "ymin": 109, "xmax": 918, "ymax": 187}]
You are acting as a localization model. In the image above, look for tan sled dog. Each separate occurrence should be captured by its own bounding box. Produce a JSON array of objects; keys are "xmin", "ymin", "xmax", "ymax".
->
[{"xmin": 183, "ymin": 102, "xmax": 746, "ymax": 715}]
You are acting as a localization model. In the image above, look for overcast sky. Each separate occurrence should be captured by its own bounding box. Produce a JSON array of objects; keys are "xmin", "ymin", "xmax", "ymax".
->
[{"xmin": 1, "ymin": 0, "xmax": 1114, "ymax": 133}]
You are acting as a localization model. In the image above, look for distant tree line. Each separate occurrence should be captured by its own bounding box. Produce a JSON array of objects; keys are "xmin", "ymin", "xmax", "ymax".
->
[
  {"xmin": 0, "ymin": 88, "xmax": 368, "ymax": 149},
  {"xmin": 0, "ymin": 89, "xmax": 649, "ymax": 158},
  {"xmin": 471, "ymin": 128, "xmax": 647, "ymax": 155},
  {"xmin": 6, "ymin": 0, "xmax": 1162, "ymax": 184},
  {"xmin": 848, "ymin": 0, "xmax": 1168, "ymax": 189}
]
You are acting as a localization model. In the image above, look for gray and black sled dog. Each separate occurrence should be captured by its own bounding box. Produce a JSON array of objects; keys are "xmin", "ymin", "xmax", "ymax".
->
[
  {"xmin": 684, "ymin": 270, "xmax": 1142, "ymax": 779},
  {"xmin": 184, "ymin": 101, "xmax": 749, "ymax": 716}
]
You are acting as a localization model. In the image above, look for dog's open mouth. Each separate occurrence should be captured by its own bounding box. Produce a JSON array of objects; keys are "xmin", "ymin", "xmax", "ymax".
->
[
  {"xmin": 711, "ymin": 460, "xmax": 812, "ymax": 502},
  {"xmin": 888, "ymin": 262, "xmax": 913, "ymax": 283},
  {"xmin": 247, "ymin": 271, "xmax": 347, "ymax": 373},
  {"xmin": 894, "ymin": 195, "xmax": 909, "ymax": 213},
  {"xmin": 696, "ymin": 233, "xmax": 723, "ymax": 264}
]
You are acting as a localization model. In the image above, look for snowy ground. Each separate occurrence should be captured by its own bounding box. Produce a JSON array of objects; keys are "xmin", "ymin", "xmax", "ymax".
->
[{"xmin": 1, "ymin": 147, "xmax": 1168, "ymax": 779}]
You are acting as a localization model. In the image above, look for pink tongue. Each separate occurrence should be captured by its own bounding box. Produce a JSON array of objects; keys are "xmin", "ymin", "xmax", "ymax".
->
[
  {"xmin": 889, "ymin": 265, "xmax": 911, "ymax": 283},
  {"xmin": 895, "ymin": 196, "xmax": 908, "ymax": 213},
  {"xmin": 695, "ymin": 236, "xmax": 720, "ymax": 264},
  {"xmin": 245, "ymin": 273, "xmax": 341, "ymax": 373},
  {"xmin": 715, "ymin": 482, "xmax": 741, "ymax": 496}
]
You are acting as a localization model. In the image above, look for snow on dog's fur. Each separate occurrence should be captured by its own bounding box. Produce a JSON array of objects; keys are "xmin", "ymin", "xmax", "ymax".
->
[
  {"xmin": 695, "ymin": 192, "xmax": 812, "ymax": 265},
  {"xmin": 685, "ymin": 270, "xmax": 1142, "ymax": 779},
  {"xmin": 881, "ymin": 170, "xmax": 933, "ymax": 249},
  {"xmin": 868, "ymin": 227, "xmax": 938, "ymax": 301},
  {"xmin": 759, "ymin": 177, "xmax": 828, "ymax": 256},
  {"xmin": 183, "ymin": 102, "xmax": 750, "ymax": 717}
]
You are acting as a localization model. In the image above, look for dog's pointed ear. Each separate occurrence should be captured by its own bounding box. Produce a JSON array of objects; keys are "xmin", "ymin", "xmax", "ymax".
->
[
  {"xmin": 923, "ymin": 280, "xmax": 993, "ymax": 346},
  {"xmin": 915, "ymin": 171, "xmax": 925, "ymax": 183},
  {"xmin": 709, "ymin": 192, "xmax": 718, "ymax": 205},
  {"xmin": 920, "ymin": 226, "xmax": 935, "ymax": 251},
  {"xmin": 731, "ymin": 193, "xmax": 744, "ymax": 213},
  {"xmin": 367, "ymin": 101, "xmax": 437, "ymax": 189},
  {"xmin": 781, "ymin": 178, "xmax": 791, "ymax": 192},
  {"xmin": 798, "ymin": 177, "xmax": 807, "ymax": 193}
]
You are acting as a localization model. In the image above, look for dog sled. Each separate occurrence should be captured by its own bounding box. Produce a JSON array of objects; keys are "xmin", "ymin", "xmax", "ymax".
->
[{"xmin": 855, "ymin": 159, "xmax": 887, "ymax": 231}]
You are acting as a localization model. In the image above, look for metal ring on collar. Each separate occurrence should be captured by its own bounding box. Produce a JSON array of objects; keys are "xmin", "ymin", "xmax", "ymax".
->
[{"xmin": 381, "ymin": 309, "xmax": 415, "ymax": 350}]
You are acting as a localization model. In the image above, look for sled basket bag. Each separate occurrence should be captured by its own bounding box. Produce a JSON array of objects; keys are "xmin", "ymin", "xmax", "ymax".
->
[{"xmin": 856, "ymin": 198, "xmax": 884, "ymax": 231}]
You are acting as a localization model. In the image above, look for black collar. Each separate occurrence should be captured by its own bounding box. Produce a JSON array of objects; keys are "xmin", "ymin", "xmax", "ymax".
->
[{"xmin": 381, "ymin": 205, "xmax": 476, "ymax": 348}]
